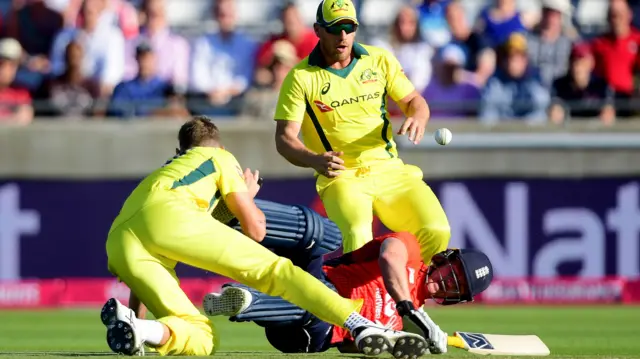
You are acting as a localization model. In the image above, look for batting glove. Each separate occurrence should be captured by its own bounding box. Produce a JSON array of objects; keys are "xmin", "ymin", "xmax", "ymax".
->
[{"xmin": 397, "ymin": 301, "xmax": 448, "ymax": 354}]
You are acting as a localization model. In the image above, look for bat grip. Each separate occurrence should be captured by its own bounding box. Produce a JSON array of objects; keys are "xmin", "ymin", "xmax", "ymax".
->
[{"xmin": 447, "ymin": 336, "xmax": 467, "ymax": 349}]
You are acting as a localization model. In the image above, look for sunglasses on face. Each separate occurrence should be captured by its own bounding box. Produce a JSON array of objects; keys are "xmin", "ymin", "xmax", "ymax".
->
[{"xmin": 323, "ymin": 23, "xmax": 357, "ymax": 35}]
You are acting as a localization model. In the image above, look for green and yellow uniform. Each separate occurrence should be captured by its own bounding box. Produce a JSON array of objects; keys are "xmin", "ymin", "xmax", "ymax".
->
[
  {"xmin": 106, "ymin": 147, "xmax": 362, "ymax": 356},
  {"xmin": 274, "ymin": 0, "xmax": 450, "ymax": 260}
]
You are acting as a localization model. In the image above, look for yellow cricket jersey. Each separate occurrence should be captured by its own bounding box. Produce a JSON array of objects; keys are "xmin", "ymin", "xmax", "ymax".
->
[
  {"xmin": 274, "ymin": 43, "xmax": 415, "ymax": 169},
  {"xmin": 110, "ymin": 147, "xmax": 247, "ymax": 231}
]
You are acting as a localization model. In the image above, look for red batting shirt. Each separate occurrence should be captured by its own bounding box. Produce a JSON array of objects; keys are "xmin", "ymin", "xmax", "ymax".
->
[
  {"xmin": 323, "ymin": 232, "xmax": 429, "ymax": 345},
  {"xmin": 590, "ymin": 29, "xmax": 640, "ymax": 95}
]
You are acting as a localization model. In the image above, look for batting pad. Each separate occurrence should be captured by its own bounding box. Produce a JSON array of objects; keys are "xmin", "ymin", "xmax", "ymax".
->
[
  {"xmin": 230, "ymin": 199, "xmax": 343, "ymax": 261},
  {"xmin": 225, "ymin": 283, "xmax": 308, "ymax": 325},
  {"xmin": 451, "ymin": 332, "xmax": 550, "ymax": 356}
]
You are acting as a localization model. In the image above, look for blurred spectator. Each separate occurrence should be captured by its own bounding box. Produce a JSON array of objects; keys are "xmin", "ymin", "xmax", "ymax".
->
[
  {"xmin": 241, "ymin": 40, "xmax": 297, "ymax": 120},
  {"xmin": 413, "ymin": 0, "xmax": 451, "ymax": 48},
  {"xmin": 526, "ymin": 0, "xmax": 577, "ymax": 89},
  {"xmin": 50, "ymin": 0, "xmax": 125, "ymax": 97},
  {"xmin": 34, "ymin": 40, "xmax": 100, "ymax": 118},
  {"xmin": 72, "ymin": 0, "xmax": 139, "ymax": 39},
  {"xmin": 549, "ymin": 42, "xmax": 615, "ymax": 124},
  {"xmin": 189, "ymin": 0, "xmax": 257, "ymax": 114},
  {"xmin": 41, "ymin": 0, "xmax": 72, "ymax": 16},
  {"xmin": 58, "ymin": 0, "xmax": 82, "ymax": 26},
  {"xmin": 480, "ymin": 33, "xmax": 549, "ymax": 123},
  {"xmin": 4, "ymin": 0, "xmax": 64, "ymax": 78},
  {"xmin": 148, "ymin": 89, "xmax": 190, "ymax": 118},
  {"xmin": 0, "ymin": 38, "xmax": 33, "ymax": 124},
  {"xmin": 124, "ymin": 0, "xmax": 189, "ymax": 90},
  {"xmin": 423, "ymin": 43, "xmax": 480, "ymax": 119},
  {"xmin": 255, "ymin": 2, "xmax": 316, "ymax": 69},
  {"xmin": 474, "ymin": 0, "xmax": 539, "ymax": 48},
  {"xmin": 590, "ymin": 0, "xmax": 640, "ymax": 116},
  {"xmin": 107, "ymin": 42, "xmax": 178, "ymax": 118},
  {"xmin": 372, "ymin": 5, "xmax": 433, "ymax": 95},
  {"xmin": 445, "ymin": 0, "xmax": 495, "ymax": 86}
]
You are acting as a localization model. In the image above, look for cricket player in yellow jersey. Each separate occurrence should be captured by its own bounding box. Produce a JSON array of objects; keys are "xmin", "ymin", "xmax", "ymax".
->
[
  {"xmin": 100, "ymin": 116, "xmax": 429, "ymax": 358},
  {"xmin": 274, "ymin": 0, "xmax": 450, "ymax": 261}
]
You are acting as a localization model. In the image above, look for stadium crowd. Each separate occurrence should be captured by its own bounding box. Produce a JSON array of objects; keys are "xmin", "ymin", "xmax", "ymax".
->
[{"xmin": 0, "ymin": 0, "xmax": 638, "ymax": 124}]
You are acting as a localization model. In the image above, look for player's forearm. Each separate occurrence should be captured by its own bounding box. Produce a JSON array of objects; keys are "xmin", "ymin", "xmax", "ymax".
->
[
  {"xmin": 275, "ymin": 134, "xmax": 318, "ymax": 168},
  {"xmin": 406, "ymin": 95, "xmax": 430, "ymax": 123},
  {"xmin": 379, "ymin": 239, "xmax": 412, "ymax": 302}
]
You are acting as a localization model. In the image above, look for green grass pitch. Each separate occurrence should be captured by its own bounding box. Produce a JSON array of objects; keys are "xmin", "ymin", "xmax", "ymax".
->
[{"xmin": 0, "ymin": 305, "xmax": 638, "ymax": 358}]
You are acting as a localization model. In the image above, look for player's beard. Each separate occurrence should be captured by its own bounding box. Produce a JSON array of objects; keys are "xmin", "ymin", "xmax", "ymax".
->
[{"xmin": 322, "ymin": 39, "xmax": 352, "ymax": 63}]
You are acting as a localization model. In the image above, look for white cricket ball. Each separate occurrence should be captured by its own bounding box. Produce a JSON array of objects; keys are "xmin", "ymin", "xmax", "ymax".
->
[{"xmin": 434, "ymin": 128, "xmax": 452, "ymax": 146}]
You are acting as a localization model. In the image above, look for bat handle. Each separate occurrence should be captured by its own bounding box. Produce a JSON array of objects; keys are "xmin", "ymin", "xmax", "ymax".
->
[{"xmin": 447, "ymin": 335, "xmax": 467, "ymax": 349}]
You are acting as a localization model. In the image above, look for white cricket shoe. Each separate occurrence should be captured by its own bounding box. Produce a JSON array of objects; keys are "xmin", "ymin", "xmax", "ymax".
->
[
  {"xmin": 354, "ymin": 325, "xmax": 429, "ymax": 358},
  {"xmin": 100, "ymin": 298, "xmax": 145, "ymax": 356},
  {"xmin": 203, "ymin": 286, "xmax": 252, "ymax": 317}
]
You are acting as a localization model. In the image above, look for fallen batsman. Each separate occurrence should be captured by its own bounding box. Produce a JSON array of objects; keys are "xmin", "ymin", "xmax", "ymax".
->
[{"xmin": 204, "ymin": 199, "xmax": 494, "ymax": 356}]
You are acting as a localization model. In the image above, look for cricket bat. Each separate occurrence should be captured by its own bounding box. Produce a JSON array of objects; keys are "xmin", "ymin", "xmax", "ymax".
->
[{"xmin": 447, "ymin": 332, "xmax": 550, "ymax": 356}]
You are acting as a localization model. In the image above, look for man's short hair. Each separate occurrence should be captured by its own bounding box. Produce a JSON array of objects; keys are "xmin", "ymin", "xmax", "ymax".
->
[{"xmin": 178, "ymin": 116, "xmax": 221, "ymax": 152}]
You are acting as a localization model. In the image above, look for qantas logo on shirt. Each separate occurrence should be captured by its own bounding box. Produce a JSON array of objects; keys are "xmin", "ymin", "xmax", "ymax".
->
[
  {"xmin": 314, "ymin": 100, "xmax": 333, "ymax": 113},
  {"xmin": 330, "ymin": 92, "xmax": 381, "ymax": 108}
]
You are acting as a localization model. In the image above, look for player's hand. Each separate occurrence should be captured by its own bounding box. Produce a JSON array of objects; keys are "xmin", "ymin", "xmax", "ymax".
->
[
  {"xmin": 408, "ymin": 308, "xmax": 448, "ymax": 354},
  {"xmin": 311, "ymin": 151, "xmax": 346, "ymax": 178},
  {"xmin": 398, "ymin": 301, "xmax": 448, "ymax": 354},
  {"xmin": 397, "ymin": 116, "xmax": 427, "ymax": 145},
  {"xmin": 243, "ymin": 168, "xmax": 261, "ymax": 198}
]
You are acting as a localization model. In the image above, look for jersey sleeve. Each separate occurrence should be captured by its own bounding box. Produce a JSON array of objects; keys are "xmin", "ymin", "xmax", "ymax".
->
[
  {"xmin": 214, "ymin": 151, "xmax": 248, "ymax": 196},
  {"xmin": 274, "ymin": 68, "xmax": 306, "ymax": 122},
  {"xmin": 383, "ymin": 50, "xmax": 416, "ymax": 102}
]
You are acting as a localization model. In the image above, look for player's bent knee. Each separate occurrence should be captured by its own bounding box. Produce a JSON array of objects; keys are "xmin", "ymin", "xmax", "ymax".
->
[
  {"xmin": 415, "ymin": 226, "xmax": 451, "ymax": 258},
  {"xmin": 189, "ymin": 337, "xmax": 215, "ymax": 357},
  {"xmin": 175, "ymin": 333, "xmax": 214, "ymax": 357},
  {"xmin": 188, "ymin": 318, "xmax": 216, "ymax": 356},
  {"xmin": 433, "ymin": 227, "xmax": 451, "ymax": 251}
]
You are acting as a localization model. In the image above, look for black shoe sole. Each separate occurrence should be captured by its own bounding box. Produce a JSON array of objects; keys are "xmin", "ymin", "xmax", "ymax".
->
[
  {"xmin": 100, "ymin": 298, "xmax": 118, "ymax": 327},
  {"xmin": 357, "ymin": 333, "xmax": 392, "ymax": 356},
  {"xmin": 392, "ymin": 335, "xmax": 429, "ymax": 358},
  {"xmin": 106, "ymin": 320, "xmax": 141, "ymax": 356}
]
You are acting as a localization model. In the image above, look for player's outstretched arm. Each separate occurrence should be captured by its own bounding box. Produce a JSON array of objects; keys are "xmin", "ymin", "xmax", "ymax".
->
[
  {"xmin": 379, "ymin": 236, "xmax": 412, "ymax": 303},
  {"xmin": 379, "ymin": 235, "xmax": 448, "ymax": 354}
]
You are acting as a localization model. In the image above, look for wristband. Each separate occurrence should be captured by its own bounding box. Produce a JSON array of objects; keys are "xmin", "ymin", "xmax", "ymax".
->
[{"xmin": 396, "ymin": 300, "xmax": 416, "ymax": 317}]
